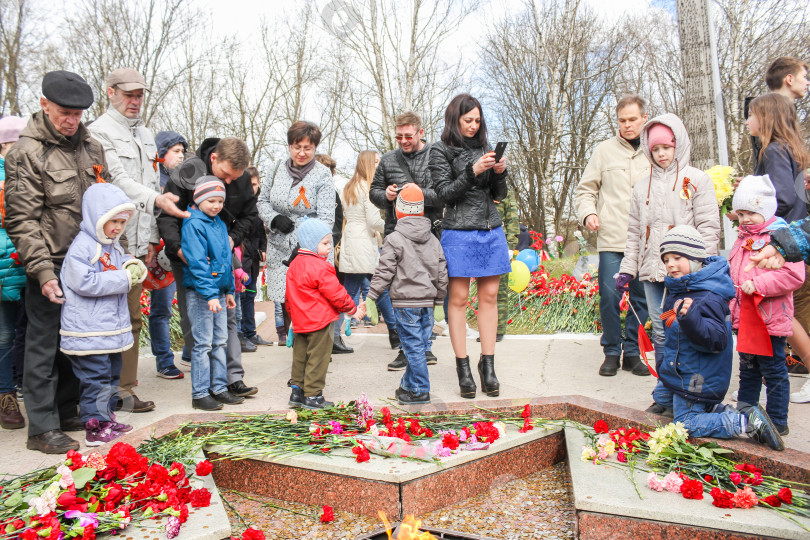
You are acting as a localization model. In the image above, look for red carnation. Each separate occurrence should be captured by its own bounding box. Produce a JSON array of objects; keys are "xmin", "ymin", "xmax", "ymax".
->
[
  {"xmin": 320, "ymin": 505, "xmax": 334, "ymax": 523},
  {"xmin": 680, "ymin": 478, "xmax": 704, "ymax": 500},
  {"xmin": 778, "ymin": 487, "xmax": 793, "ymax": 505},
  {"xmin": 442, "ymin": 433, "xmax": 460, "ymax": 450},
  {"xmin": 710, "ymin": 487, "xmax": 734, "ymax": 509},
  {"xmin": 195, "ymin": 460, "xmax": 213, "ymax": 477},
  {"xmin": 593, "ymin": 420, "xmax": 609, "ymax": 434},
  {"xmin": 521, "ymin": 404, "xmax": 531, "ymax": 419},
  {"xmin": 352, "ymin": 443, "xmax": 370, "ymax": 463},
  {"xmin": 21, "ymin": 529, "xmax": 37, "ymax": 540},
  {"xmin": 242, "ymin": 527, "xmax": 265, "ymax": 540},
  {"xmin": 189, "ymin": 488, "xmax": 211, "ymax": 508},
  {"xmin": 381, "ymin": 407, "xmax": 391, "ymax": 424},
  {"xmin": 761, "ymin": 495, "xmax": 782, "ymax": 508},
  {"xmin": 147, "ymin": 463, "xmax": 170, "ymax": 485}
]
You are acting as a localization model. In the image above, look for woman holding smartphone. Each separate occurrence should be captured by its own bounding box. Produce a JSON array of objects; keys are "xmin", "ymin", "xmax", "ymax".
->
[{"xmin": 430, "ymin": 93, "xmax": 510, "ymax": 399}]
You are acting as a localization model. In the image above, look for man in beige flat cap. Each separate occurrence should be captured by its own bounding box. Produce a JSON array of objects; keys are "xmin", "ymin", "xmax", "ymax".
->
[{"xmin": 89, "ymin": 68, "xmax": 188, "ymax": 415}]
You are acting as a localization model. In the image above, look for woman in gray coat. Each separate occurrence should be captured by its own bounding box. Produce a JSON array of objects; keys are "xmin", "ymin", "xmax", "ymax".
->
[{"xmin": 257, "ymin": 122, "xmax": 335, "ymax": 327}]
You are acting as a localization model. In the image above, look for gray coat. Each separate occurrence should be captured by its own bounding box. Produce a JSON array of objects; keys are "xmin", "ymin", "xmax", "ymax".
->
[{"xmin": 257, "ymin": 160, "xmax": 335, "ymax": 302}]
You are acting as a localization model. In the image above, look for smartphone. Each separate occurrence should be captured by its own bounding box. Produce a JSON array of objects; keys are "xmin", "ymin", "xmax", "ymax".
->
[{"xmin": 493, "ymin": 142, "xmax": 508, "ymax": 163}]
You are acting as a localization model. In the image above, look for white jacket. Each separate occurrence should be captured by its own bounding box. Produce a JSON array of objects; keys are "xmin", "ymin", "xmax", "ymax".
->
[
  {"xmin": 339, "ymin": 185, "xmax": 384, "ymax": 274},
  {"xmin": 89, "ymin": 107, "xmax": 160, "ymax": 257},
  {"xmin": 619, "ymin": 114, "xmax": 721, "ymax": 282}
]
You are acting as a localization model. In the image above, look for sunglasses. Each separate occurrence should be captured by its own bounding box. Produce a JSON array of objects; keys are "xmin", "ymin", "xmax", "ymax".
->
[{"xmin": 394, "ymin": 133, "xmax": 417, "ymax": 141}]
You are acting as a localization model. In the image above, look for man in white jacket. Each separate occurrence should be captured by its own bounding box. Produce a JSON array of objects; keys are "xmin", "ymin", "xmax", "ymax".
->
[
  {"xmin": 89, "ymin": 68, "xmax": 188, "ymax": 413},
  {"xmin": 574, "ymin": 94, "xmax": 651, "ymax": 377}
]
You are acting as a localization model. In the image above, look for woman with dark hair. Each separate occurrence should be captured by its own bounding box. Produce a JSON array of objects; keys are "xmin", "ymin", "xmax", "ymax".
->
[
  {"xmin": 430, "ymin": 93, "xmax": 510, "ymax": 399},
  {"xmin": 257, "ymin": 121, "xmax": 335, "ymax": 333}
]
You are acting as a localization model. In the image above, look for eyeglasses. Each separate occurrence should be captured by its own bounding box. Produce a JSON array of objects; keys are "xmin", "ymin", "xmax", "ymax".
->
[
  {"xmin": 290, "ymin": 145, "xmax": 315, "ymax": 153},
  {"xmin": 395, "ymin": 133, "xmax": 417, "ymax": 141}
]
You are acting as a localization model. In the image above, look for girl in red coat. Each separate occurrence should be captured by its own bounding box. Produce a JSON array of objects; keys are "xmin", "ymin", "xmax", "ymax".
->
[{"xmin": 286, "ymin": 218, "xmax": 365, "ymax": 409}]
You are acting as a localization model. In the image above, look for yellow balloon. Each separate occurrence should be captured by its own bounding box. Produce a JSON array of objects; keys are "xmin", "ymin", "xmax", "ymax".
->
[{"xmin": 508, "ymin": 260, "xmax": 531, "ymax": 292}]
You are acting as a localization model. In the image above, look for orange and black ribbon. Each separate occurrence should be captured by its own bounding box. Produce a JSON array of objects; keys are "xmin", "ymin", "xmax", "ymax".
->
[
  {"xmin": 292, "ymin": 185, "xmax": 311, "ymax": 209},
  {"xmin": 152, "ymin": 152, "xmax": 165, "ymax": 172},
  {"xmin": 660, "ymin": 309, "xmax": 677, "ymax": 327},
  {"xmin": 93, "ymin": 164, "xmax": 105, "ymax": 183}
]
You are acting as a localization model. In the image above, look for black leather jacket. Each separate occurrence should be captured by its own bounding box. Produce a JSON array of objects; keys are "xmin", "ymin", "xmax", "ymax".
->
[{"xmin": 429, "ymin": 141, "xmax": 507, "ymax": 231}]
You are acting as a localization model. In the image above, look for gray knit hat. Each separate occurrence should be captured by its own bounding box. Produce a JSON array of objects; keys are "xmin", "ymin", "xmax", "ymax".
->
[
  {"xmin": 193, "ymin": 176, "xmax": 226, "ymax": 206},
  {"xmin": 659, "ymin": 225, "xmax": 707, "ymax": 262}
]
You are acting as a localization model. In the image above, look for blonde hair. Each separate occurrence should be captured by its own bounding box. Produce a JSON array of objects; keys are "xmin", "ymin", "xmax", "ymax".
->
[
  {"xmin": 750, "ymin": 93, "xmax": 810, "ymax": 169},
  {"xmin": 343, "ymin": 150, "xmax": 378, "ymax": 207}
]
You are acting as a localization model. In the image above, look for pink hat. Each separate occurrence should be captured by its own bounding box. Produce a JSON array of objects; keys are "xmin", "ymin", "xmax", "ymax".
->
[
  {"xmin": 0, "ymin": 116, "xmax": 27, "ymax": 144},
  {"xmin": 647, "ymin": 123, "xmax": 675, "ymax": 150}
]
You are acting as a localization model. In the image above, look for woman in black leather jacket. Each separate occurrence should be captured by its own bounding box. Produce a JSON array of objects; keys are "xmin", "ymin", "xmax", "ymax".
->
[{"xmin": 430, "ymin": 93, "xmax": 510, "ymax": 400}]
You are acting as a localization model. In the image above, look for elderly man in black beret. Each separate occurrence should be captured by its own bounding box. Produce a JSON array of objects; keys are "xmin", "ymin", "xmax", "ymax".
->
[{"xmin": 4, "ymin": 70, "xmax": 113, "ymax": 454}]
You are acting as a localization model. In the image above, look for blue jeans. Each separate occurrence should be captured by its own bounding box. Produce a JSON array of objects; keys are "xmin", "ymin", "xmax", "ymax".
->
[
  {"xmin": 598, "ymin": 252, "xmax": 648, "ymax": 357},
  {"xmin": 395, "ymin": 307, "xmax": 433, "ymax": 394},
  {"xmin": 643, "ymin": 280, "xmax": 668, "ymax": 399},
  {"xmin": 653, "ymin": 385, "xmax": 743, "ymax": 438},
  {"xmin": 274, "ymin": 302, "xmax": 285, "ymax": 327},
  {"xmin": 186, "ymin": 290, "xmax": 229, "ymax": 399},
  {"xmin": 148, "ymin": 283, "xmax": 177, "ymax": 372},
  {"xmin": 738, "ymin": 335, "xmax": 790, "ymax": 427},
  {"xmin": 68, "ymin": 352, "xmax": 122, "ymax": 423},
  {"xmin": 344, "ymin": 273, "xmax": 368, "ymax": 305},
  {"xmin": 0, "ymin": 301, "xmax": 17, "ymax": 393},
  {"xmin": 240, "ymin": 287, "xmax": 257, "ymax": 339},
  {"xmin": 234, "ymin": 291, "xmax": 243, "ymax": 330}
]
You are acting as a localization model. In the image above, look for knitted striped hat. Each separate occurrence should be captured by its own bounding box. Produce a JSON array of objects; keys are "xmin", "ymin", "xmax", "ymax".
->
[
  {"xmin": 193, "ymin": 176, "xmax": 226, "ymax": 205},
  {"xmin": 659, "ymin": 225, "xmax": 707, "ymax": 262},
  {"xmin": 395, "ymin": 183, "xmax": 424, "ymax": 219}
]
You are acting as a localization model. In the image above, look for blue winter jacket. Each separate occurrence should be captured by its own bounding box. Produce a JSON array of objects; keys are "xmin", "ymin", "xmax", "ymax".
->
[
  {"xmin": 181, "ymin": 207, "xmax": 234, "ymax": 300},
  {"xmin": 660, "ymin": 256, "xmax": 736, "ymax": 404},
  {"xmin": 59, "ymin": 183, "xmax": 136, "ymax": 355},
  {"xmin": 0, "ymin": 155, "xmax": 26, "ymax": 302}
]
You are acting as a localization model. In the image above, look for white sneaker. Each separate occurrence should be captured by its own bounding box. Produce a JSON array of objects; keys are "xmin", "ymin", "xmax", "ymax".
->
[
  {"xmin": 730, "ymin": 390, "xmax": 738, "ymax": 402},
  {"xmin": 465, "ymin": 324, "xmax": 479, "ymax": 339},
  {"xmin": 435, "ymin": 320, "xmax": 449, "ymax": 336},
  {"xmin": 790, "ymin": 378, "xmax": 810, "ymax": 403}
]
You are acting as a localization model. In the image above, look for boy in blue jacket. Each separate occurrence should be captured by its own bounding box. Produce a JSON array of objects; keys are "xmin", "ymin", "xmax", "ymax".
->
[
  {"xmin": 653, "ymin": 226, "xmax": 784, "ymax": 451},
  {"xmin": 60, "ymin": 183, "xmax": 146, "ymax": 446},
  {"xmin": 181, "ymin": 177, "xmax": 244, "ymax": 411}
]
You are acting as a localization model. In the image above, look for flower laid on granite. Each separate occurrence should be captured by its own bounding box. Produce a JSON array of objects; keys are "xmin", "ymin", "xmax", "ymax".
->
[
  {"xmin": 732, "ymin": 486, "xmax": 758, "ymax": 509},
  {"xmin": 165, "ymin": 516, "xmax": 181, "ymax": 539},
  {"xmin": 189, "ymin": 488, "xmax": 212, "ymax": 508},
  {"xmin": 194, "ymin": 460, "xmax": 213, "ymax": 477},
  {"xmin": 285, "ymin": 410, "xmax": 298, "ymax": 424},
  {"xmin": 593, "ymin": 420, "xmax": 609, "ymax": 434},
  {"xmin": 710, "ymin": 487, "xmax": 735, "ymax": 508},
  {"xmin": 679, "ymin": 477, "xmax": 703, "ymax": 500},
  {"xmin": 319, "ymin": 505, "xmax": 334, "ymax": 523},
  {"xmin": 662, "ymin": 472, "xmax": 684, "ymax": 494},
  {"xmin": 647, "ymin": 472, "xmax": 665, "ymax": 492},
  {"xmin": 351, "ymin": 442, "xmax": 370, "ymax": 463}
]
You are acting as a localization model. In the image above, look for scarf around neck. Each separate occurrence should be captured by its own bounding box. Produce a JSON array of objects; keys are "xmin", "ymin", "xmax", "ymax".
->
[{"xmin": 286, "ymin": 158, "xmax": 316, "ymax": 187}]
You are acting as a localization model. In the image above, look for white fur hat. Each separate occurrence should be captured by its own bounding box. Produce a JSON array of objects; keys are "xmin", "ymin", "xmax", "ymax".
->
[{"xmin": 732, "ymin": 174, "xmax": 777, "ymax": 221}]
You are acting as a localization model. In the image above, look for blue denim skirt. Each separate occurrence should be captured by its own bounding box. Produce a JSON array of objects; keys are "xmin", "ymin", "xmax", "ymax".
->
[{"xmin": 441, "ymin": 227, "xmax": 512, "ymax": 278}]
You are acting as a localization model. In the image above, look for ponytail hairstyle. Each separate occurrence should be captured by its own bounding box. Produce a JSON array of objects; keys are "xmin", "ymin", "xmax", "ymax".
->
[
  {"xmin": 343, "ymin": 150, "xmax": 379, "ymax": 207},
  {"xmin": 750, "ymin": 93, "xmax": 810, "ymax": 169}
]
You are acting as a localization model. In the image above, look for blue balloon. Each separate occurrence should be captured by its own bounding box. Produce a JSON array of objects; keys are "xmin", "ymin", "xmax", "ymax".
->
[{"xmin": 516, "ymin": 249, "xmax": 540, "ymax": 272}]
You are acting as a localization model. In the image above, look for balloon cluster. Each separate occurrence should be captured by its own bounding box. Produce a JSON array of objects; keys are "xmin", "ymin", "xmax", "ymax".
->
[{"xmin": 508, "ymin": 249, "xmax": 540, "ymax": 292}]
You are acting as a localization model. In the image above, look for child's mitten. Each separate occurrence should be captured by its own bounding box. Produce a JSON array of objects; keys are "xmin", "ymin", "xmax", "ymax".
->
[{"xmin": 365, "ymin": 297, "xmax": 379, "ymax": 325}]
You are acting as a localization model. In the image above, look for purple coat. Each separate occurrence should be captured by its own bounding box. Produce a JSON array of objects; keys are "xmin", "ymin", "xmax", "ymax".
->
[{"xmin": 59, "ymin": 183, "xmax": 136, "ymax": 355}]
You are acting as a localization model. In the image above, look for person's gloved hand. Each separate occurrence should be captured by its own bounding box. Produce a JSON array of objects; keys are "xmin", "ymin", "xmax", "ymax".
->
[
  {"xmin": 614, "ymin": 272, "xmax": 633, "ymax": 292},
  {"xmin": 125, "ymin": 265, "xmax": 140, "ymax": 286},
  {"xmin": 123, "ymin": 259, "xmax": 148, "ymax": 285},
  {"xmin": 365, "ymin": 297, "xmax": 379, "ymax": 325},
  {"xmin": 434, "ymin": 304, "xmax": 445, "ymax": 322},
  {"xmin": 272, "ymin": 215, "xmax": 295, "ymax": 234}
]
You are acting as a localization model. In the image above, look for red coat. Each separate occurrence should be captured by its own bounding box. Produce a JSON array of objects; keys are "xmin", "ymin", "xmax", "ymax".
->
[{"xmin": 285, "ymin": 249, "xmax": 357, "ymax": 333}]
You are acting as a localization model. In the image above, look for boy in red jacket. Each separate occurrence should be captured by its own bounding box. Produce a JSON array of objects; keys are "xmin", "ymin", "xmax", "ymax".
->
[{"xmin": 286, "ymin": 218, "xmax": 365, "ymax": 409}]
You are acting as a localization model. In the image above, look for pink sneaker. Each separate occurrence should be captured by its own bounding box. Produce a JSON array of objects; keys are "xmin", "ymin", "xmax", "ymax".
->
[
  {"xmin": 84, "ymin": 419, "xmax": 121, "ymax": 447},
  {"xmin": 108, "ymin": 414, "xmax": 133, "ymax": 433}
]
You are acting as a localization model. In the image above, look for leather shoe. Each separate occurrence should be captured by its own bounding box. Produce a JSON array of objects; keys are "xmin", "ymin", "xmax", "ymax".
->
[
  {"xmin": 241, "ymin": 336, "xmax": 257, "ymax": 353},
  {"xmin": 332, "ymin": 335, "xmax": 354, "ymax": 354},
  {"xmin": 211, "ymin": 390, "xmax": 245, "ymax": 405},
  {"xmin": 599, "ymin": 355, "xmax": 620, "ymax": 376},
  {"xmin": 115, "ymin": 394, "xmax": 155, "ymax": 413},
  {"xmin": 192, "ymin": 395, "xmax": 223, "ymax": 411},
  {"xmin": 27, "ymin": 430, "xmax": 79, "ymax": 454},
  {"xmin": 60, "ymin": 416, "xmax": 84, "ymax": 432},
  {"xmin": 228, "ymin": 380, "xmax": 258, "ymax": 397},
  {"xmin": 425, "ymin": 351, "xmax": 438, "ymax": 365},
  {"xmin": 387, "ymin": 350, "xmax": 407, "ymax": 371},
  {"xmin": 248, "ymin": 334, "xmax": 274, "ymax": 346},
  {"xmin": 395, "ymin": 387, "xmax": 430, "ymax": 405}
]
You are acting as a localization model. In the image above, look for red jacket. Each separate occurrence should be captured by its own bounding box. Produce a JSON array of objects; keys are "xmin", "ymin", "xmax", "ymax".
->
[{"xmin": 285, "ymin": 249, "xmax": 357, "ymax": 333}]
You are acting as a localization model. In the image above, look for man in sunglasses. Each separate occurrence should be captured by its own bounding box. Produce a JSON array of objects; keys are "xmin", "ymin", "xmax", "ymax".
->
[{"xmin": 370, "ymin": 111, "xmax": 443, "ymax": 370}]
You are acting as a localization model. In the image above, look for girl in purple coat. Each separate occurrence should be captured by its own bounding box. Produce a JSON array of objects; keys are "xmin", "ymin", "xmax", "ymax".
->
[{"xmin": 60, "ymin": 183, "xmax": 147, "ymax": 446}]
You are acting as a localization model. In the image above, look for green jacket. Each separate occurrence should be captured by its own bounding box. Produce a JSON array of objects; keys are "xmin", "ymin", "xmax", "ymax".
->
[{"xmin": 496, "ymin": 189, "xmax": 520, "ymax": 250}]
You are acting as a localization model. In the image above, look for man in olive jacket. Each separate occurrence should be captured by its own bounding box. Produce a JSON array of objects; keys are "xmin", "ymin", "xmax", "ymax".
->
[
  {"xmin": 4, "ymin": 71, "xmax": 111, "ymax": 454},
  {"xmin": 573, "ymin": 94, "xmax": 651, "ymax": 378}
]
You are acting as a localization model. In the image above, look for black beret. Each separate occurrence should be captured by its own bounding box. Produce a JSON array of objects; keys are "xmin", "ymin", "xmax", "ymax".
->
[{"xmin": 42, "ymin": 71, "xmax": 94, "ymax": 110}]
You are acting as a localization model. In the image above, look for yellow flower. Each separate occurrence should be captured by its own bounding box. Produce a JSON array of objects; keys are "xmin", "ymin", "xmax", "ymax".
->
[{"xmin": 705, "ymin": 165, "xmax": 735, "ymax": 206}]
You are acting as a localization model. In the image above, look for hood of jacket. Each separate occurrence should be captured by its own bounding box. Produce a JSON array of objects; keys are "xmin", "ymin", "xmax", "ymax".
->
[
  {"xmin": 664, "ymin": 256, "xmax": 735, "ymax": 301},
  {"xmin": 155, "ymin": 130, "xmax": 188, "ymax": 158},
  {"xmin": 79, "ymin": 183, "xmax": 136, "ymax": 245},
  {"xmin": 641, "ymin": 113, "xmax": 691, "ymax": 172},
  {"xmin": 394, "ymin": 216, "xmax": 432, "ymax": 243},
  {"xmin": 197, "ymin": 137, "xmax": 220, "ymax": 174}
]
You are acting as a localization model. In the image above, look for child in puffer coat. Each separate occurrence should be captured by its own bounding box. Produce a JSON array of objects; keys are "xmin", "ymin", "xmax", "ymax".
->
[
  {"xmin": 60, "ymin": 183, "xmax": 147, "ymax": 446},
  {"xmin": 653, "ymin": 226, "xmax": 785, "ymax": 451},
  {"xmin": 728, "ymin": 175, "xmax": 804, "ymax": 437}
]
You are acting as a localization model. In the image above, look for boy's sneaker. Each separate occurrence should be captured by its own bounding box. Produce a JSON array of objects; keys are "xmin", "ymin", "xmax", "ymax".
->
[
  {"xmin": 211, "ymin": 390, "xmax": 245, "ymax": 405},
  {"xmin": 775, "ymin": 424, "xmax": 789, "ymax": 436},
  {"xmin": 85, "ymin": 419, "xmax": 120, "ymax": 447},
  {"xmin": 288, "ymin": 385, "xmax": 304, "ymax": 408},
  {"xmin": 301, "ymin": 393, "xmax": 334, "ymax": 410},
  {"xmin": 192, "ymin": 395, "xmax": 223, "ymax": 411},
  {"xmin": 644, "ymin": 402, "xmax": 674, "ymax": 418},
  {"xmin": 228, "ymin": 380, "xmax": 258, "ymax": 397},
  {"xmin": 425, "ymin": 351, "xmax": 438, "ymax": 365},
  {"xmin": 387, "ymin": 350, "xmax": 408, "ymax": 371},
  {"xmin": 157, "ymin": 366, "xmax": 184, "ymax": 379},
  {"xmin": 395, "ymin": 387, "xmax": 430, "ymax": 405},
  {"xmin": 790, "ymin": 378, "xmax": 810, "ymax": 403},
  {"xmin": 743, "ymin": 404, "xmax": 784, "ymax": 451},
  {"xmin": 786, "ymin": 354, "xmax": 809, "ymax": 374}
]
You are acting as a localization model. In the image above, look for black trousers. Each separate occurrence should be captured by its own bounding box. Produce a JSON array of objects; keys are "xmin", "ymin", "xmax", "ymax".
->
[{"xmin": 23, "ymin": 277, "xmax": 79, "ymax": 436}]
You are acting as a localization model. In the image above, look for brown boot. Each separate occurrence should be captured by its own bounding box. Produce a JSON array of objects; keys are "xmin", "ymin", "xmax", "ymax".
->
[{"xmin": 0, "ymin": 392, "xmax": 25, "ymax": 429}]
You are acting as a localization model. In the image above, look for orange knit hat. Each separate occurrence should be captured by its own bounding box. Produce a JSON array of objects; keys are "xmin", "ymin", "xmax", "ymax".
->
[{"xmin": 395, "ymin": 183, "xmax": 424, "ymax": 219}]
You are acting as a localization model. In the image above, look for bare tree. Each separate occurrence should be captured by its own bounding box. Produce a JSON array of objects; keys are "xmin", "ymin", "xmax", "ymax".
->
[{"xmin": 0, "ymin": 0, "xmax": 44, "ymax": 115}]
